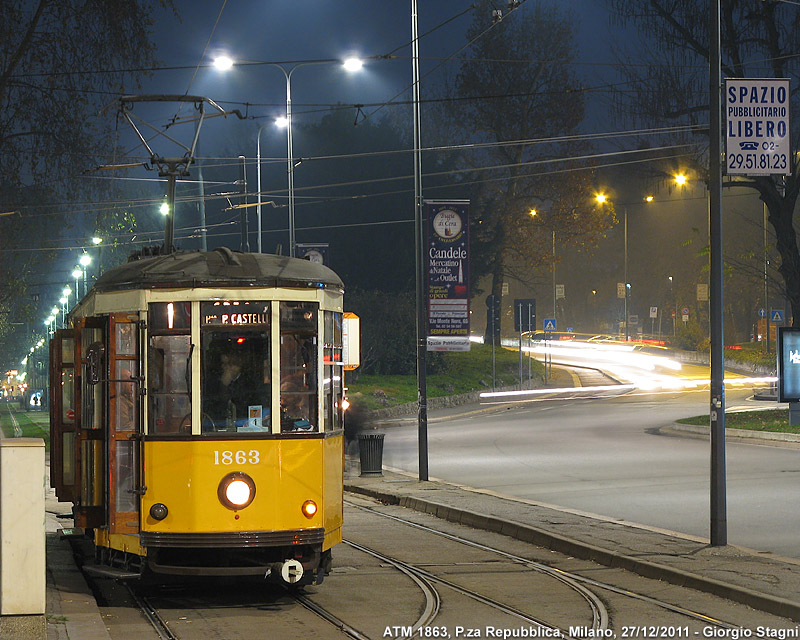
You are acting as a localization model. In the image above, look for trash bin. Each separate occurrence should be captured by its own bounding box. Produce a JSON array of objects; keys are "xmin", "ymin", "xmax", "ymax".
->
[{"xmin": 357, "ymin": 432, "xmax": 385, "ymax": 477}]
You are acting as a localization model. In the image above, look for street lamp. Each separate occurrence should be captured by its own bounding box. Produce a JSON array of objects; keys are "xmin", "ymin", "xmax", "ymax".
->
[
  {"xmin": 59, "ymin": 297, "xmax": 68, "ymax": 328},
  {"xmin": 225, "ymin": 56, "xmax": 364, "ymax": 255},
  {"xmin": 79, "ymin": 253, "xmax": 92, "ymax": 296},
  {"xmin": 72, "ymin": 268, "xmax": 83, "ymax": 299}
]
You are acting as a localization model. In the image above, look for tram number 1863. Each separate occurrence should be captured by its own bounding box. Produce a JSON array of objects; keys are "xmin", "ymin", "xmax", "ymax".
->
[{"xmin": 214, "ymin": 450, "xmax": 261, "ymax": 465}]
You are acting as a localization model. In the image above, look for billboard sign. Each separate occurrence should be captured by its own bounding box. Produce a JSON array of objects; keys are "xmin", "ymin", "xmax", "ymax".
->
[
  {"xmin": 426, "ymin": 200, "xmax": 470, "ymax": 352},
  {"xmin": 725, "ymin": 78, "xmax": 791, "ymax": 176}
]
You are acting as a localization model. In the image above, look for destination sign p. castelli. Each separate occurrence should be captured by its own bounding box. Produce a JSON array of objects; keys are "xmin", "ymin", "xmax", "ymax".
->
[{"xmin": 725, "ymin": 78, "xmax": 791, "ymax": 176}]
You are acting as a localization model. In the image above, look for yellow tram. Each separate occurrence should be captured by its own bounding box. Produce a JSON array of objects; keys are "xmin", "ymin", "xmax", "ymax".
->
[{"xmin": 49, "ymin": 248, "xmax": 350, "ymax": 586}]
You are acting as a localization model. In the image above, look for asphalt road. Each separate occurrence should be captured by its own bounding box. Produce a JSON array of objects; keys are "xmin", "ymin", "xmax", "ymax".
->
[{"xmin": 380, "ymin": 385, "xmax": 800, "ymax": 559}]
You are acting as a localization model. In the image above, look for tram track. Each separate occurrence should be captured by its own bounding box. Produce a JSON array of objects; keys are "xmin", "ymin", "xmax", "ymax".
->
[
  {"xmin": 344, "ymin": 498, "xmax": 745, "ymax": 631},
  {"xmin": 126, "ymin": 584, "xmax": 179, "ymax": 640},
  {"xmin": 344, "ymin": 539, "xmax": 597, "ymax": 639}
]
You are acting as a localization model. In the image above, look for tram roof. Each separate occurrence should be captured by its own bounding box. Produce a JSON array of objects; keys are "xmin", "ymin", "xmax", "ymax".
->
[{"xmin": 93, "ymin": 248, "xmax": 343, "ymax": 292}]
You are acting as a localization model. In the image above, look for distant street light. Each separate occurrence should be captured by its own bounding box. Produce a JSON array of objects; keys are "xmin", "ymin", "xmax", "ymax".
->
[
  {"xmin": 59, "ymin": 297, "xmax": 68, "ymax": 328},
  {"xmin": 72, "ymin": 268, "xmax": 83, "ymax": 299},
  {"xmin": 79, "ymin": 254, "xmax": 92, "ymax": 295}
]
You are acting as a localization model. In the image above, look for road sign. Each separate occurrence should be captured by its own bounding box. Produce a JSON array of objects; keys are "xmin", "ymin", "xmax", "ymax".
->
[
  {"xmin": 771, "ymin": 309, "xmax": 785, "ymax": 323},
  {"xmin": 681, "ymin": 306, "xmax": 690, "ymax": 316},
  {"xmin": 759, "ymin": 308, "xmax": 767, "ymax": 318},
  {"xmin": 649, "ymin": 306, "xmax": 658, "ymax": 319},
  {"xmin": 725, "ymin": 78, "xmax": 791, "ymax": 176},
  {"xmin": 555, "ymin": 284, "xmax": 565, "ymax": 300},
  {"xmin": 543, "ymin": 318, "xmax": 557, "ymax": 332},
  {"xmin": 513, "ymin": 299, "xmax": 536, "ymax": 332}
]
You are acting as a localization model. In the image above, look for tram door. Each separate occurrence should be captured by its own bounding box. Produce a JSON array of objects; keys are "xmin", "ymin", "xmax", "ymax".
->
[
  {"xmin": 107, "ymin": 314, "xmax": 141, "ymax": 534},
  {"xmin": 76, "ymin": 318, "xmax": 106, "ymax": 529},
  {"xmin": 50, "ymin": 329, "xmax": 78, "ymax": 503}
]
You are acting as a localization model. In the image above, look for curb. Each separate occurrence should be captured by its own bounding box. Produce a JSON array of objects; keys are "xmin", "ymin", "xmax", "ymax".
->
[
  {"xmin": 344, "ymin": 483, "xmax": 800, "ymax": 622},
  {"xmin": 667, "ymin": 422, "xmax": 800, "ymax": 444}
]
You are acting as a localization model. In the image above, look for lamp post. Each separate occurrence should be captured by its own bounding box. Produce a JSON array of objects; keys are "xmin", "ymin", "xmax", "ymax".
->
[
  {"xmin": 59, "ymin": 297, "xmax": 68, "ymax": 329},
  {"xmin": 72, "ymin": 268, "xmax": 83, "ymax": 300},
  {"xmin": 220, "ymin": 57, "xmax": 364, "ymax": 256},
  {"xmin": 79, "ymin": 253, "xmax": 91, "ymax": 296}
]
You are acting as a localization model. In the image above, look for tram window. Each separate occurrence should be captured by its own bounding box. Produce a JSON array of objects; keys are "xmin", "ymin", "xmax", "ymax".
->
[
  {"xmin": 116, "ymin": 322, "xmax": 136, "ymax": 355},
  {"xmin": 62, "ymin": 432, "xmax": 75, "ymax": 485},
  {"xmin": 115, "ymin": 360, "xmax": 137, "ymax": 431},
  {"xmin": 200, "ymin": 328, "xmax": 271, "ymax": 434},
  {"xmin": 115, "ymin": 441, "xmax": 136, "ymax": 512},
  {"xmin": 61, "ymin": 369, "xmax": 75, "ymax": 425},
  {"xmin": 148, "ymin": 335, "xmax": 191, "ymax": 434},
  {"xmin": 62, "ymin": 337, "xmax": 74, "ymax": 365},
  {"xmin": 280, "ymin": 302, "xmax": 318, "ymax": 433},
  {"xmin": 81, "ymin": 329, "xmax": 103, "ymax": 430},
  {"xmin": 323, "ymin": 311, "xmax": 343, "ymax": 431},
  {"xmin": 150, "ymin": 302, "xmax": 190, "ymax": 331}
]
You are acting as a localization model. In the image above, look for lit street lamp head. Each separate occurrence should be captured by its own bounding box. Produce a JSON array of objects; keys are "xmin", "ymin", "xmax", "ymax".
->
[
  {"xmin": 343, "ymin": 57, "xmax": 364, "ymax": 72},
  {"xmin": 213, "ymin": 55, "xmax": 234, "ymax": 71}
]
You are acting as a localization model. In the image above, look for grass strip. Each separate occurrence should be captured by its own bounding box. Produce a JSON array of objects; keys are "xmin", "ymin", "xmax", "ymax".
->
[
  {"xmin": 678, "ymin": 409, "xmax": 800, "ymax": 434},
  {"xmin": 0, "ymin": 405, "xmax": 50, "ymax": 449}
]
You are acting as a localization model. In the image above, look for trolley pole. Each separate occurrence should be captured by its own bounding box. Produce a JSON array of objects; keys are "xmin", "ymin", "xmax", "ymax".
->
[
  {"xmin": 161, "ymin": 161, "xmax": 181, "ymax": 255},
  {"xmin": 411, "ymin": 0, "xmax": 428, "ymax": 482},
  {"xmin": 709, "ymin": 0, "xmax": 727, "ymax": 546}
]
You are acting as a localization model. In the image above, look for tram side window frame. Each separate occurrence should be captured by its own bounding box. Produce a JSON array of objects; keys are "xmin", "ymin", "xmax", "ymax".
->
[
  {"xmin": 280, "ymin": 301, "xmax": 319, "ymax": 433},
  {"xmin": 323, "ymin": 310, "xmax": 344, "ymax": 432},
  {"xmin": 147, "ymin": 302, "xmax": 192, "ymax": 436}
]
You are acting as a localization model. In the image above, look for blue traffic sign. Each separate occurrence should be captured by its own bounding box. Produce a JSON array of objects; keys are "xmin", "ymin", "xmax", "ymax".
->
[
  {"xmin": 758, "ymin": 308, "xmax": 767, "ymax": 318},
  {"xmin": 543, "ymin": 318, "xmax": 557, "ymax": 331},
  {"xmin": 771, "ymin": 309, "xmax": 785, "ymax": 323}
]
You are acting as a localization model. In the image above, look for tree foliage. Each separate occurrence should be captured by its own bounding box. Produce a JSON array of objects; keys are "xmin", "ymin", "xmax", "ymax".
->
[
  {"xmin": 441, "ymin": 3, "xmax": 615, "ymax": 337},
  {"xmin": 606, "ymin": 0, "xmax": 800, "ymax": 326},
  {"xmin": 0, "ymin": 0, "xmax": 173, "ymax": 362}
]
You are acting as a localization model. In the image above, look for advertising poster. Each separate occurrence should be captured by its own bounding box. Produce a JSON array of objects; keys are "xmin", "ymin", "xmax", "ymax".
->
[
  {"xmin": 778, "ymin": 327, "xmax": 800, "ymax": 402},
  {"xmin": 426, "ymin": 200, "xmax": 470, "ymax": 352}
]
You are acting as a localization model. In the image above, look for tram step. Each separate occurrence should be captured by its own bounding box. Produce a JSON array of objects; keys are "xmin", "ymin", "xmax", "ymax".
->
[{"xmin": 82, "ymin": 564, "xmax": 142, "ymax": 580}]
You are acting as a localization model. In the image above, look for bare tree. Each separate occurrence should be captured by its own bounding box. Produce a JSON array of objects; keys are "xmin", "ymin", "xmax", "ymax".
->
[
  {"xmin": 607, "ymin": 0, "xmax": 800, "ymax": 326},
  {"xmin": 0, "ymin": 0, "xmax": 174, "ymax": 353},
  {"xmin": 443, "ymin": 2, "xmax": 615, "ymax": 337}
]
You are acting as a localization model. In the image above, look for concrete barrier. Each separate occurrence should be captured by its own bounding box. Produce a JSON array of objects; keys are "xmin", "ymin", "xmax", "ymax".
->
[{"xmin": 0, "ymin": 438, "xmax": 46, "ymax": 616}]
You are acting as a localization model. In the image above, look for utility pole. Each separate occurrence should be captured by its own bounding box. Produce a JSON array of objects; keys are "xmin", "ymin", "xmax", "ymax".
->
[
  {"xmin": 709, "ymin": 0, "xmax": 727, "ymax": 546},
  {"xmin": 412, "ymin": 0, "xmax": 428, "ymax": 482},
  {"xmin": 239, "ymin": 155, "xmax": 250, "ymax": 252}
]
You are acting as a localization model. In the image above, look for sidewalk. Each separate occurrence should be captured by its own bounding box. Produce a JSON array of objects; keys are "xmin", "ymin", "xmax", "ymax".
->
[
  {"xmin": 344, "ymin": 466, "xmax": 800, "ymax": 622},
  {"xmin": 0, "ymin": 405, "xmax": 110, "ymax": 640}
]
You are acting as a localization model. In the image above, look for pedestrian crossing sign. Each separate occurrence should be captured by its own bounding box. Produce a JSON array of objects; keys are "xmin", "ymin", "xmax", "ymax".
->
[
  {"xmin": 543, "ymin": 318, "xmax": 557, "ymax": 331},
  {"xmin": 771, "ymin": 309, "xmax": 785, "ymax": 323}
]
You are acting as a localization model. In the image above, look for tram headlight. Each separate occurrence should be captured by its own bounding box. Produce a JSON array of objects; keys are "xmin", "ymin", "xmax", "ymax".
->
[
  {"xmin": 217, "ymin": 472, "xmax": 256, "ymax": 510},
  {"xmin": 149, "ymin": 503, "xmax": 168, "ymax": 521},
  {"xmin": 301, "ymin": 500, "xmax": 318, "ymax": 519}
]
